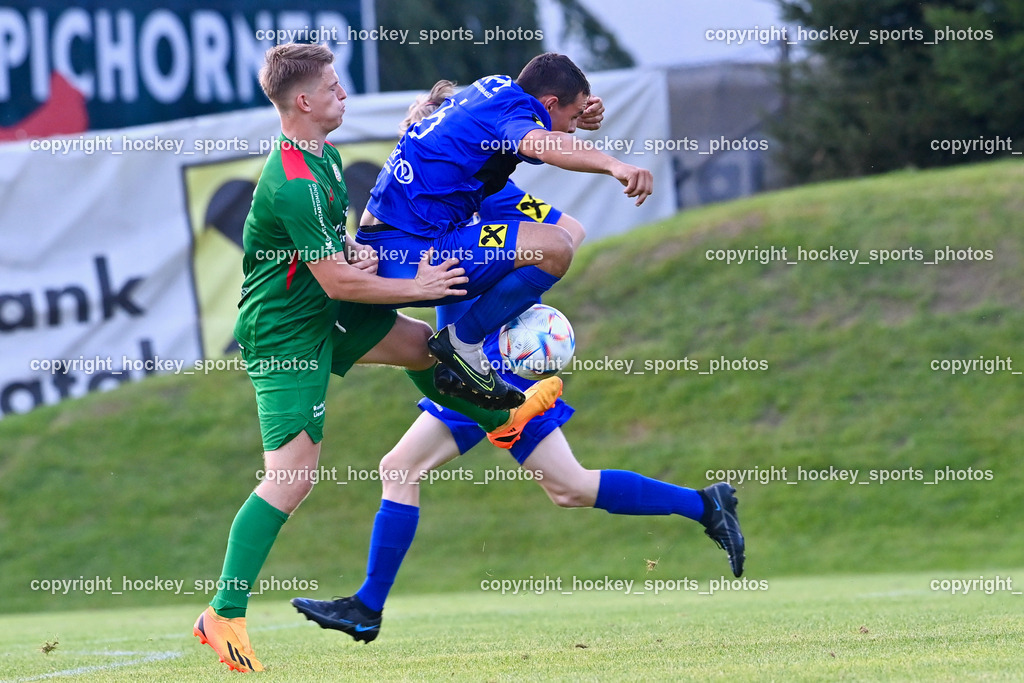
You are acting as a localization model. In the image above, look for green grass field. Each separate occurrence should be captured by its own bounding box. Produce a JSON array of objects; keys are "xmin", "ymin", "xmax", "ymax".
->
[
  {"xmin": 3, "ymin": 160, "xmax": 1024, "ymax": 679},
  {"xmin": 3, "ymin": 571, "xmax": 1022, "ymax": 681}
]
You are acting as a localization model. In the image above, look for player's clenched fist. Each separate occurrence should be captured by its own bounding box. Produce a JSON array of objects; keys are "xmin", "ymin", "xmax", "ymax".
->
[{"xmin": 577, "ymin": 95, "xmax": 605, "ymax": 131}]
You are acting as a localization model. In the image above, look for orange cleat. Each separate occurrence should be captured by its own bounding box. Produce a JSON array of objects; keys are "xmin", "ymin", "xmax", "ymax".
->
[
  {"xmin": 193, "ymin": 606, "xmax": 264, "ymax": 672},
  {"xmin": 487, "ymin": 376, "xmax": 563, "ymax": 448}
]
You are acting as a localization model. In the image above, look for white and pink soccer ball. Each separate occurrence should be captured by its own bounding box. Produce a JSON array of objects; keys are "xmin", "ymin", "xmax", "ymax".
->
[{"xmin": 498, "ymin": 304, "xmax": 575, "ymax": 380}]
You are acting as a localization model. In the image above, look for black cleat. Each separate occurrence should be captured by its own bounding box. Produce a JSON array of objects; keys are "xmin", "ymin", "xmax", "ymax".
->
[
  {"xmin": 700, "ymin": 482, "xmax": 745, "ymax": 577},
  {"xmin": 432, "ymin": 364, "xmax": 525, "ymax": 411},
  {"xmin": 428, "ymin": 325, "xmax": 524, "ymax": 409},
  {"xmin": 291, "ymin": 595, "xmax": 382, "ymax": 643}
]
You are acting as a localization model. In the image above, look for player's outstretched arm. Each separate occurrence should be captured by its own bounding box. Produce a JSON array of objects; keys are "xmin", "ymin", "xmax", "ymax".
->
[
  {"xmin": 519, "ymin": 129, "xmax": 653, "ymax": 206},
  {"xmin": 308, "ymin": 248, "xmax": 466, "ymax": 304}
]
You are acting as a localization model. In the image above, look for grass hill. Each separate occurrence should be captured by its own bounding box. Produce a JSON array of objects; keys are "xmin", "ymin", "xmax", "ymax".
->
[{"xmin": 2, "ymin": 160, "xmax": 1022, "ymax": 615}]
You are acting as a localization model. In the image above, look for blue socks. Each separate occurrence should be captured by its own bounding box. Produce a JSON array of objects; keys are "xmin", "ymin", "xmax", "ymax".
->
[
  {"xmin": 453, "ymin": 266, "xmax": 560, "ymax": 344},
  {"xmin": 355, "ymin": 499, "xmax": 419, "ymax": 613},
  {"xmin": 594, "ymin": 470, "xmax": 705, "ymax": 521},
  {"xmin": 354, "ymin": 474, "xmax": 704, "ymax": 614}
]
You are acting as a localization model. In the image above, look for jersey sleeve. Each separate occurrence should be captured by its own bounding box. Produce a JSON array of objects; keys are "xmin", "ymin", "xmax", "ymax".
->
[
  {"xmin": 495, "ymin": 93, "xmax": 551, "ymax": 166},
  {"xmin": 273, "ymin": 180, "xmax": 343, "ymax": 262}
]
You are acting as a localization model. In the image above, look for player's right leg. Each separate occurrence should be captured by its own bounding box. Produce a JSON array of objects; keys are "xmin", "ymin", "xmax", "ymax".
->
[
  {"xmin": 195, "ymin": 341, "xmax": 332, "ymax": 672},
  {"xmin": 293, "ymin": 412, "xmax": 462, "ymax": 642},
  {"xmin": 194, "ymin": 432, "xmax": 322, "ymax": 672},
  {"xmin": 519, "ymin": 430, "xmax": 745, "ymax": 577}
]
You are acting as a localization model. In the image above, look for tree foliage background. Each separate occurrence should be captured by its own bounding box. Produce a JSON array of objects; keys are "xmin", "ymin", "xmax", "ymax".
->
[
  {"xmin": 770, "ymin": 0, "xmax": 1024, "ymax": 184},
  {"xmin": 374, "ymin": 0, "xmax": 633, "ymax": 91}
]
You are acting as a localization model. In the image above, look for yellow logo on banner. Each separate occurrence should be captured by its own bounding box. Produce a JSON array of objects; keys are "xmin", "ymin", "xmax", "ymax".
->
[
  {"xmin": 182, "ymin": 140, "xmax": 396, "ymax": 357},
  {"xmin": 479, "ymin": 223, "xmax": 508, "ymax": 247},
  {"xmin": 183, "ymin": 157, "xmax": 262, "ymax": 358},
  {"xmin": 515, "ymin": 193, "xmax": 552, "ymax": 222}
]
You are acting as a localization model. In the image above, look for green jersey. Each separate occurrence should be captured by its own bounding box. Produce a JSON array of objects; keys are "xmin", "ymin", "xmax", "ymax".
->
[{"xmin": 234, "ymin": 135, "xmax": 349, "ymax": 357}]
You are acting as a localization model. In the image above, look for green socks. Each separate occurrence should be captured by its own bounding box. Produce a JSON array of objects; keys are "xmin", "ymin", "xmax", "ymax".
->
[
  {"xmin": 405, "ymin": 366, "xmax": 509, "ymax": 432},
  {"xmin": 210, "ymin": 492, "xmax": 289, "ymax": 618}
]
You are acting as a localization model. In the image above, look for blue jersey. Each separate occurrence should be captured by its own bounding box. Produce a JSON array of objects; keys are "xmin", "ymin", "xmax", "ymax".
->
[{"xmin": 367, "ymin": 76, "xmax": 551, "ymax": 239}]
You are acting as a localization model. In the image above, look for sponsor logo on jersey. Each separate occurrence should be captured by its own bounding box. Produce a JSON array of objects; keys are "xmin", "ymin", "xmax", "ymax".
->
[
  {"xmin": 394, "ymin": 159, "xmax": 414, "ymax": 184},
  {"xmin": 479, "ymin": 223, "xmax": 508, "ymax": 248},
  {"xmin": 516, "ymin": 193, "xmax": 551, "ymax": 222}
]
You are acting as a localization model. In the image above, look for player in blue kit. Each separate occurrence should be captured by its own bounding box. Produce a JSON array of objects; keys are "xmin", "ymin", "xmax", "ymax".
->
[
  {"xmin": 357, "ymin": 53, "xmax": 654, "ymax": 410},
  {"xmin": 292, "ymin": 85, "xmax": 744, "ymax": 642}
]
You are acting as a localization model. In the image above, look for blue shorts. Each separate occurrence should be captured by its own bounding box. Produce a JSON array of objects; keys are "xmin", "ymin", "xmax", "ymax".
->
[
  {"xmin": 418, "ymin": 395, "xmax": 574, "ymax": 465},
  {"xmin": 416, "ymin": 332, "xmax": 574, "ymax": 465},
  {"xmin": 356, "ymin": 220, "xmax": 523, "ymax": 308}
]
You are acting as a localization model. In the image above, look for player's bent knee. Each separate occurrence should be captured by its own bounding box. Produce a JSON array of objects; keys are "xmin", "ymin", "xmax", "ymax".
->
[
  {"xmin": 379, "ymin": 452, "xmax": 417, "ymax": 484},
  {"xmin": 255, "ymin": 476, "xmax": 315, "ymax": 514},
  {"xmin": 408, "ymin": 317, "xmax": 432, "ymax": 342},
  {"xmin": 382, "ymin": 316, "xmax": 433, "ymax": 370},
  {"xmin": 541, "ymin": 482, "xmax": 591, "ymax": 508},
  {"xmin": 537, "ymin": 228, "xmax": 574, "ymax": 277},
  {"xmin": 405, "ymin": 319, "xmax": 435, "ymax": 370},
  {"xmin": 292, "ymin": 478, "xmax": 316, "ymax": 501}
]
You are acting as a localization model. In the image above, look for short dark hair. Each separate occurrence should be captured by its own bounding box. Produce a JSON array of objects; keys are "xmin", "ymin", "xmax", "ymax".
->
[{"xmin": 516, "ymin": 53, "xmax": 590, "ymax": 106}]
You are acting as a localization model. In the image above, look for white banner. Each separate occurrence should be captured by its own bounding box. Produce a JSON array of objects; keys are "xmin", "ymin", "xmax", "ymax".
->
[{"xmin": 0, "ymin": 68, "xmax": 674, "ymax": 418}]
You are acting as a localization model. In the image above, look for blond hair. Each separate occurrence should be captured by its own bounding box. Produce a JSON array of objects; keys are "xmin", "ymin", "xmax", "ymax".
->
[
  {"xmin": 259, "ymin": 43, "xmax": 334, "ymax": 108},
  {"xmin": 398, "ymin": 80, "xmax": 457, "ymax": 135}
]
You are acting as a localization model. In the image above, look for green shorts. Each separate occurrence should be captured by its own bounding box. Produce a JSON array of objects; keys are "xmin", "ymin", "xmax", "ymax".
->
[{"xmin": 242, "ymin": 302, "xmax": 397, "ymax": 451}]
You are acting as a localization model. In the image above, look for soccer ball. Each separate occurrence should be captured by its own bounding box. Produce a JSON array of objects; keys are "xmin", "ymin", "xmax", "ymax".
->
[{"xmin": 498, "ymin": 304, "xmax": 575, "ymax": 380}]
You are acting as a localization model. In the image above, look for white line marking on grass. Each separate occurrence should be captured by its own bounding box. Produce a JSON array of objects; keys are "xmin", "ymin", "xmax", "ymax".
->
[
  {"xmin": 10, "ymin": 650, "xmax": 180, "ymax": 681},
  {"xmin": 73, "ymin": 620, "xmax": 304, "ymax": 647}
]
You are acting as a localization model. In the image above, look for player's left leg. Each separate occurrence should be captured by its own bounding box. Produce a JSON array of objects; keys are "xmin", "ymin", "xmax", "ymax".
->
[
  {"xmin": 427, "ymin": 220, "xmax": 573, "ymax": 405},
  {"xmin": 444, "ymin": 220, "xmax": 573, "ymax": 343},
  {"xmin": 293, "ymin": 412, "xmax": 462, "ymax": 642},
  {"xmin": 519, "ymin": 429, "xmax": 746, "ymax": 577},
  {"xmin": 196, "ymin": 338, "xmax": 338, "ymax": 672}
]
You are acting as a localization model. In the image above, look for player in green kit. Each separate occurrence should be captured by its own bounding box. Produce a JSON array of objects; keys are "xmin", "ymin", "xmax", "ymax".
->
[{"xmin": 192, "ymin": 43, "xmax": 562, "ymax": 673}]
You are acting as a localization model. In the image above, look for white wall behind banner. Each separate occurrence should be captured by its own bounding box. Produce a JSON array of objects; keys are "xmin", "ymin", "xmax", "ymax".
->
[{"xmin": 0, "ymin": 68, "xmax": 675, "ymax": 418}]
